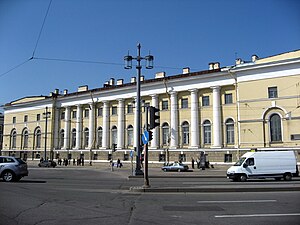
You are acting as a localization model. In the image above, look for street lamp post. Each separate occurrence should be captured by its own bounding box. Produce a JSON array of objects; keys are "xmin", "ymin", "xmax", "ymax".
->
[
  {"xmin": 124, "ymin": 43, "xmax": 154, "ymax": 176},
  {"xmin": 43, "ymin": 107, "xmax": 51, "ymax": 160}
]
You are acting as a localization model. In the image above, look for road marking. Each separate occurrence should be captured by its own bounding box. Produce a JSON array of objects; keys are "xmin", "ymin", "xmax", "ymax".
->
[
  {"xmin": 215, "ymin": 213, "xmax": 300, "ymax": 218},
  {"xmin": 198, "ymin": 200, "xmax": 277, "ymax": 204}
]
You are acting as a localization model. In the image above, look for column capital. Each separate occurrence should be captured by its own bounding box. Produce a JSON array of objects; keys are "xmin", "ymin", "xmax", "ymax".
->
[
  {"xmin": 211, "ymin": 85, "xmax": 221, "ymax": 90},
  {"xmin": 117, "ymin": 98, "xmax": 124, "ymax": 103},
  {"xmin": 150, "ymin": 94, "xmax": 158, "ymax": 98},
  {"xmin": 189, "ymin": 88, "xmax": 198, "ymax": 94},
  {"xmin": 169, "ymin": 91, "xmax": 177, "ymax": 96}
]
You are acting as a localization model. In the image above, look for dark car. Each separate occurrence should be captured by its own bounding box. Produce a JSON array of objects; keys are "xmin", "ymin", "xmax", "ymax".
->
[
  {"xmin": 38, "ymin": 160, "xmax": 57, "ymax": 168},
  {"xmin": 0, "ymin": 156, "xmax": 29, "ymax": 182},
  {"xmin": 161, "ymin": 162, "xmax": 189, "ymax": 172}
]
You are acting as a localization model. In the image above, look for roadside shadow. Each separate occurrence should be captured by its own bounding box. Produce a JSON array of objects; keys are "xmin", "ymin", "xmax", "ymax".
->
[{"xmin": 17, "ymin": 180, "xmax": 47, "ymax": 183}]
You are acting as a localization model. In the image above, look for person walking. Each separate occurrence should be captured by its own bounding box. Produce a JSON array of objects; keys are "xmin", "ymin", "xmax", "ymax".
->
[{"xmin": 191, "ymin": 157, "xmax": 195, "ymax": 169}]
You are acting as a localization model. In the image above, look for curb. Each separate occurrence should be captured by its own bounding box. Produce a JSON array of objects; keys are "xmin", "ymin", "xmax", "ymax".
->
[
  {"xmin": 129, "ymin": 186, "xmax": 300, "ymax": 193},
  {"xmin": 128, "ymin": 175, "xmax": 225, "ymax": 179}
]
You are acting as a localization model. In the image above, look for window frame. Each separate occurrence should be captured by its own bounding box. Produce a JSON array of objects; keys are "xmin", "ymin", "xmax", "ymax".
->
[
  {"xmin": 268, "ymin": 86, "xmax": 278, "ymax": 99},
  {"xmin": 225, "ymin": 93, "xmax": 233, "ymax": 104}
]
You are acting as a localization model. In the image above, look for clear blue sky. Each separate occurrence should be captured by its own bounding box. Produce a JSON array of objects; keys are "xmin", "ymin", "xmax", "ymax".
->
[{"xmin": 0, "ymin": 0, "xmax": 299, "ymax": 109}]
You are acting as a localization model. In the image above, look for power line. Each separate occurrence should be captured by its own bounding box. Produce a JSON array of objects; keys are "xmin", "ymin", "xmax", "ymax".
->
[
  {"xmin": 0, "ymin": 58, "xmax": 32, "ymax": 78},
  {"xmin": 33, "ymin": 56, "xmax": 123, "ymax": 66},
  {"xmin": 32, "ymin": 0, "xmax": 52, "ymax": 58}
]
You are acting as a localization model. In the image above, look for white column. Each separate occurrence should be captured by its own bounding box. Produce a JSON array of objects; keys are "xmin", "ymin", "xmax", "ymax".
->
[
  {"xmin": 63, "ymin": 106, "xmax": 71, "ymax": 149},
  {"xmin": 190, "ymin": 89, "xmax": 199, "ymax": 148},
  {"xmin": 117, "ymin": 99, "xmax": 125, "ymax": 149},
  {"xmin": 102, "ymin": 101, "xmax": 110, "ymax": 149},
  {"xmin": 53, "ymin": 107, "xmax": 60, "ymax": 149},
  {"xmin": 88, "ymin": 103, "xmax": 95, "ymax": 149},
  {"xmin": 75, "ymin": 104, "xmax": 82, "ymax": 149},
  {"xmin": 211, "ymin": 86, "xmax": 222, "ymax": 148},
  {"xmin": 170, "ymin": 91, "xmax": 178, "ymax": 149},
  {"xmin": 150, "ymin": 94, "xmax": 159, "ymax": 149}
]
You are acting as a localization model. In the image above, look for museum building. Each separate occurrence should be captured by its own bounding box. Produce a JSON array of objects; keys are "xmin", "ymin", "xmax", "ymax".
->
[{"xmin": 2, "ymin": 49, "xmax": 300, "ymax": 164}]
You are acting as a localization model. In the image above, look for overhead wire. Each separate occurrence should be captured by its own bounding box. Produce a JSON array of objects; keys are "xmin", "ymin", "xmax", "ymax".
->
[{"xmin": 32, "ymin": 0, "xmax": 52, "ymax": 58}]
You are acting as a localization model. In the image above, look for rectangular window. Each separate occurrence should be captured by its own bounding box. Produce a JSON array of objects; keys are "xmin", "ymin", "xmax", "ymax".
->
[
  {"xmin": 291, "ymin": 134, "xmax": 300, "ymax": 140},
  {"xmin": 179, "ymin": 154, "xmax": 186, "ymax": 162},
  {"xmin": 123, "ymin": 154, "xmax": 129, "ymax": 161},
  {"xmin": 61, "ymin": 111, "xmax": 65, "ymax": 120},
  {"xmin": 97, "ymin": 107, "xmax": 103, "ymax": 117},
  {"xmin": 224, "ymin": 154, "xmax": 232, "ymax": 163},
  {"xmin": 24, "ymin": 115, "xmax": 28, "ymax": 122},
  {"xmin": 268, "ymin": 86, "xmax": 278, "ymax": 98},
  {"xmin": 72, "ymin": 111, "xmax": 77, "ymax": 119},
  {"xmin": 84, "ymin": 109, "xmax": 89, "ymax": 118},
  {"xmin": 13, "ymin": 117, "xmax": 16, "ymax": 124},
  {"xmin": 159, "ymin": 154, "xmax": 166, "ymax": 162},
  {"xmin": 225, "ymin": 93, "xmax": 233, "ymax": 104},
  {"xmin": 162, "ymin": 100, "xmax": 168, "ymax": 110},
  {"xmin": 202, "ymin": 96, "xmax": 210, "ymax": 106},
  {"xmin": 127, "ymin": 104, "xmax": 133, "ymax": 114},
  {"xmin": 112, "ymin": 106, "xmax": 117, "ymax": 115},
  {"xmin": 144, "ymin": 102, "xmax": 150, "ymax": 112},
  {"xmin": 93, "ymin": 154, "xmax": 98, "ymax": 160},
  {"xmin": 181, "ymin": 98, "xmax": 188, "ymax": 109},
  {"xmin": 36, "ymin": 114, "xmax": 40, "ymax": 121}
]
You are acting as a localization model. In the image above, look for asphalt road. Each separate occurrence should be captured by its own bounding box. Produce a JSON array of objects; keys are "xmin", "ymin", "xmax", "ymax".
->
[{"xmin": 0, "ymin": 166, "xmax": 300, "ymax": 225}]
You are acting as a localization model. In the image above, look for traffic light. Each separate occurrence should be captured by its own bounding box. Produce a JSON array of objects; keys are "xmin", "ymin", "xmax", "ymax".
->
[
  {"xmin": 148, "ymin": 130, "xmax": 153, "ymax": 142},
  {"xmin": 149, "ymin": 106, "xmax": 160, "ymax": 129},
  {"xmin": 112, "ymin": 143, "xmax": 117, "ymax": 152}
]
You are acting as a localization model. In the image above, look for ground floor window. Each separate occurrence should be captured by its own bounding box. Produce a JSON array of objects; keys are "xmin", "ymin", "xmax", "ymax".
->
[
  {"xmin": 179, "ymin": 153, "xmax": 186, "ymax": 162},
  {"xmin": 159, "ymin": 153, "xmax": 166, "ymax": 162},
  {"xmin": 224, "ymin": 154, "xmax": 232, "ymax": 163}
]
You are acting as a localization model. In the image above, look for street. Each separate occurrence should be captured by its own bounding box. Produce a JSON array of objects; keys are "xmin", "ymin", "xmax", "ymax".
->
[{"xmin": 0, "ymin": 165, "xmax": 299, "ymax": 225}]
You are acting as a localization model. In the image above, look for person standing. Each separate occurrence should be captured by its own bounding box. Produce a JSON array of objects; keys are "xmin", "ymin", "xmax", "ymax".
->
[{"xmin": 191, "ymin": 157, "xmax": 195, "ymax": 169}]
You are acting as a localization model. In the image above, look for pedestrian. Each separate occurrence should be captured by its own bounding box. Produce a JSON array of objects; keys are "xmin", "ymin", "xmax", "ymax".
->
[
  {"xmin": 117, "ymin": 158, "xmax": 121, "ymax": 168},
  {"xmin": 73, "ymin": 158, "xmax": 76, "ymax": 166},
  {"xmin": 196, "ymin": 158, "xmax": 200, "ymax": 169},
  {"xmin": 191, "ymin": 157, "xmax": 195, "ymax": 169},
  {"xmin": 81, "ymin": 158, "xmax": 84, "ymax": 166},
  {"xmin": 58, "ymin": 158, "xmax": 62, "ymax": 165}
]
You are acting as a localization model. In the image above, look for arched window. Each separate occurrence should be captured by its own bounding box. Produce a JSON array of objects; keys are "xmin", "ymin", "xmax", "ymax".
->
[
  {"xmin": 10, "ymin": 129, "xmax": 17, "ymax": 149},
  {"xmin": 162, "ymin": 123, "xmax": 169, "ymax": 145},
  {"xmin": 84, "ymin": 128, "xmax": 89, "ymax": 147},
  {"xmin": 203, "ymin": 120, "xmax": 211, "ymax": 144},
  {"xmin": 22, "ymin": 129, "xmax": 29, "ymax": 149},
  {"xmin": 35, "ymin": 128, "xmax": 41, "ymax": 149},
  {"xmin": 97, "ymin": 127, "xmax": 103, "ymax": 148},
  {"xmin": 111, "ymin": 126, "xmax": 117, "ymax": 145},
  {"xmin": 270, "ymin": 114, "xmax": 282, "ymax": 142},
  {"xmin": 71, "ymin": 129, "xmax": 76, "ymax": 148},
  {"xmin": 182, "ymin": 121, "xmax": 189, "ymax": 145},
  {"xmin": 127, "ymin": 125, "xmax": 133, "ymax": 146},
  {"xmin": 59, "ymin": 129, "xmax": 64, "ymax": 149},
  {"xmin": 226, "ymin": 118, "xmax": 234, "ymax": 144}
]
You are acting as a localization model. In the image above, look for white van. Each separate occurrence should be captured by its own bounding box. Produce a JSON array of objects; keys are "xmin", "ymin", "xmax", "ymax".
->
[{"xmin": 227, "ymin": 151, "xmax": 299, "ymax": 182}]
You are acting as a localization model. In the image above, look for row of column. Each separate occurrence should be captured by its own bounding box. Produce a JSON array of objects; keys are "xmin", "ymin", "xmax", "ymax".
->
[{"xmin": 55, "ymin": 86, "xmax": 222, "ymax": 150}]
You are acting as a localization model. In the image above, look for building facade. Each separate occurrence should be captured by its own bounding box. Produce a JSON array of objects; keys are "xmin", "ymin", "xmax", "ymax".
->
[{"xmin": 2, "ymin": 50, "xmax": 300, "ymax": 164}]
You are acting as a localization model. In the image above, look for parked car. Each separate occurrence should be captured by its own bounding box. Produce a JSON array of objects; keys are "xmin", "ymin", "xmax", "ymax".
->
[
  {"xmin": 162, "ymin": 162, "xmax": 189, "ymax": 172},
  {"xmin": 38, "ymin": 160, "xmax": 57, "ymax": 168},
  {"xmin": 0, "ymin": 156, "xmax": 29, "ymax": 182}
]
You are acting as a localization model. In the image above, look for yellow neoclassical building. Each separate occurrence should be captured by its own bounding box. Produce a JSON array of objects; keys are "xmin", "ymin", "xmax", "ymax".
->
[{"xmin": 2, "ymin": 49, "xmax": 300, "ymax": 164}]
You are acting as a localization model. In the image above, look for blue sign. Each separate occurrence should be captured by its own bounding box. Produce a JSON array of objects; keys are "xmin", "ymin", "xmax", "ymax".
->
[{"xmin": 142, "ymin": 131, "xmax": 149, "ymax": 145}]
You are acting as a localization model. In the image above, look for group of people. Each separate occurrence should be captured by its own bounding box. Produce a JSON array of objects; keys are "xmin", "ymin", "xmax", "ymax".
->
[
  {"xmin": 110, "ymin": 158, "xmax": 123, "ymax": 168},
  {"xmin": 57, "ymin": 157, "xmax": 85, "ymax": 166},
  {"xmin": 191, "ymin": 153, "xmax": 211, "ymax": 170}
]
